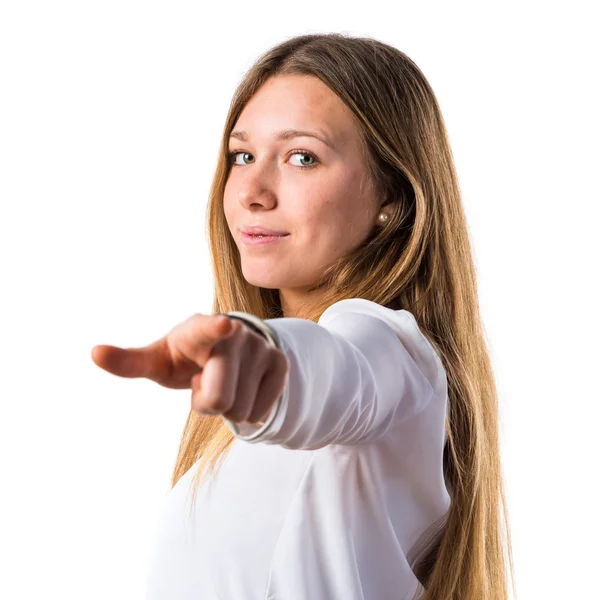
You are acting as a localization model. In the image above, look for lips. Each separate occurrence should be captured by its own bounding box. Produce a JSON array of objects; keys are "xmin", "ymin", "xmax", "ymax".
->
[
  {"xmin": 240, "ymin": 226, "xmax": 289, "ymax": 236},
  {"xmin": 245, "ymin": 232, "xmax": 287, "ymax": 237},
  {"xmin": 240, "ymin": 231, "xmax": 289, "ymax": 246}
]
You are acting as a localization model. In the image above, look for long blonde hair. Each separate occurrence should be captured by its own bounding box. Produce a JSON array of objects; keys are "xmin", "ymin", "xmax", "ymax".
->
[{"xmin": 170, "ymin": 33, "xmax": 516, "ymax": 599}]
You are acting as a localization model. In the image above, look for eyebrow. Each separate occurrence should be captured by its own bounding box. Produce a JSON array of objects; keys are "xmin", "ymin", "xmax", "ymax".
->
[{"xmin": 229, "ymin": 128, "xmax": 335, "ymax": 150}]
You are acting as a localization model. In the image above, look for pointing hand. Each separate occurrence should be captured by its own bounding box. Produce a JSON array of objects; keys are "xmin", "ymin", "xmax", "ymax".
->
[{"xmin": 91, "ymin": 314, "xmax": 289, "ymax": 424}]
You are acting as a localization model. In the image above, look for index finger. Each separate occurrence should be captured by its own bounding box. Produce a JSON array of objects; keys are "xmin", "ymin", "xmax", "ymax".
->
[{"xmin": 91, "ymin": 314, "xmax": 237, "ymax": 389}]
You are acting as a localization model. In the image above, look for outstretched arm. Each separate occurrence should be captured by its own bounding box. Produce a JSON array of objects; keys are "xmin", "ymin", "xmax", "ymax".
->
[{"xmin": 224, "ymin": 302, "xmax": 436, "ymax": 450}]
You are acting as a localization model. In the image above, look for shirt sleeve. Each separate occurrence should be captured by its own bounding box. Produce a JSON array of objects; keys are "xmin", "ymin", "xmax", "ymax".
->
[{"xmin": 222, "ymin": 299, "xmax": 438, "ymax": 450}]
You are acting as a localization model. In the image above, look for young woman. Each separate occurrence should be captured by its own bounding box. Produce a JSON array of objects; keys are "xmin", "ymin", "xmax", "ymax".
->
[{"xmin": 92, "ymin": 33, "xmax": 515, "ymax": 600}]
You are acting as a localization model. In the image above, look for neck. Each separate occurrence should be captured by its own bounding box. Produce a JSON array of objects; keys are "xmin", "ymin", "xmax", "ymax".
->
[{"xmin": 279, "ymin": 286, "xmax": 325, "ymax": 319}]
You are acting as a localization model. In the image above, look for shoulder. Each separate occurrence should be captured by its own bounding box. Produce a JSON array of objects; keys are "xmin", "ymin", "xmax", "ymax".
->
[
  {"xmin": 318, "ymin": 298, "xmax": 446, "ymax": 394},
  {"xmin": 318, "ymin": 298, "xmax": 418, "ymax": 331}
]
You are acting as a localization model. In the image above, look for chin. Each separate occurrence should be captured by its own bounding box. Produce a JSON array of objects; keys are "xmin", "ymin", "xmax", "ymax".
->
[
  {"xmin": 242, "ymin": 270, "xmax": 286, "ymax": 290},
  {"xmin": 248, "ymin": 280, "xmax": 281, "ymax": 290}
]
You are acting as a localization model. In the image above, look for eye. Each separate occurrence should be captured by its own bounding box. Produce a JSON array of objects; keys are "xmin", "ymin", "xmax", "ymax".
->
[
  {"xmin": 229, "ymin": 151, "xmax": 255, "ymax": 166},
  {"xmin": 228, "ymin": 149, "xmax": 319, "ymax": 169},
  {"xmin": 288, "ymin": 150, "xmax": 318, "ymax": 168}
]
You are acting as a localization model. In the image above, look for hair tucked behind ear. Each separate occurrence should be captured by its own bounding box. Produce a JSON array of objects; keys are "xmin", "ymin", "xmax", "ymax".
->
[{"xmin": 170, "ymin": 33, "xmax": 516, "ymax": 600}]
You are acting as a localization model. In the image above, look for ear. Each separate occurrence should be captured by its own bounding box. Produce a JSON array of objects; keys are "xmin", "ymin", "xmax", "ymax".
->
[
  {"xmin": 378, "ymin": 190, "xmax": 392, "ymax": 210},
  {"xmin": 378, "ymin": 198, "xmax": 392, "ymax": 213}
]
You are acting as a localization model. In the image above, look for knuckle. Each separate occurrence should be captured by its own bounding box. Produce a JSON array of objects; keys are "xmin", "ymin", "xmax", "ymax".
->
[
  {"xmin": 231, "ymin": 321, "xmax": 267, "ymax": 346},
  {"xmin": 241, "ymin": 327, "xmax": 265, "ymax": 347},
  {"xmin": 224, "ymin": 410, "xmax": 248, "ymax": 423},
  {"xmin": 227, "ymin": 318, "xmax": 242, "ymax": 332},
  {"xmin": 272, "ymin": 349, "xmax": 289, "ymax": 368},
  {"xmin": 247, "ymin": 399, "xmax": 274, "ymax": 425},
  {"xmin": 223, "ymin": 398, "xmax": 251, "ymax": 422},
  {"xmin": 228, "ymin": 321, "xmax": 248, "ymax": 344},
  {"xmin": 193, "ymin": 392, "xmax": 228, "ymax": 414}
]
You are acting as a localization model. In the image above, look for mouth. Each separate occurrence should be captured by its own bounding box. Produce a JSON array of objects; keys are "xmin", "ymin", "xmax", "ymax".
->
[
  {"xmin": 240, "ymin": 232, "xmax": 290, "ymax": 246},
  {"xmin": 245, "ymin": 233, "xmax": 287, "ymax": 238}
]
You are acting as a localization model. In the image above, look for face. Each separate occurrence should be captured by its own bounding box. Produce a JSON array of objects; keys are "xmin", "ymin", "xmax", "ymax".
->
[{"xmin": 223, "ymin": 74, "xmax": 383, "ymax": 315}]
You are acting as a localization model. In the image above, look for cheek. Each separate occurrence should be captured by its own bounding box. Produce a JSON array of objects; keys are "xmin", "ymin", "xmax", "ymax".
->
[
  {"xmin": 299, "ymin": 204, "xmax": 353, "ymax": 254},
  {"xmin": 297, "ymin": 201, "xmax": 336, "ymax": 241},
  {"xmin": 310, "ymin": 197, "xmax": 357, "ymax": 230}
]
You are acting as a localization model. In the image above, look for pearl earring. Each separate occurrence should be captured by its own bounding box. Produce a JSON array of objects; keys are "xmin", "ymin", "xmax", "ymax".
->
[{"xmin": 377, "ymin": 212, "xmax": 389, "ymax": 224}]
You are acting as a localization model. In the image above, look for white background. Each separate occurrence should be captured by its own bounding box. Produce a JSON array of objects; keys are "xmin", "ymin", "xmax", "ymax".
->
[{"xmin": 1, "ymin": 1, "xmax": 598, "ymax": 598}]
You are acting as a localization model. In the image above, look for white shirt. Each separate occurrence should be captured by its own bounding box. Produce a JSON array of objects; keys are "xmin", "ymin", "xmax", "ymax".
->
[{"xmin": 145, "ymin": 298, "xmax": 451, "ymax": 600}]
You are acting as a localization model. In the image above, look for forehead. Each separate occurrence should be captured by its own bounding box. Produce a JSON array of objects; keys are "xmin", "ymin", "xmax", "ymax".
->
[{"xmin": 233, "ymin": 74, "xmax": 360, "ymax": 149}]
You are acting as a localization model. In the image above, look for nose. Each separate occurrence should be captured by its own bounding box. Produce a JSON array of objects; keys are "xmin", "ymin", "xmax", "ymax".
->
[
  {"xmin": 238, "ymin": 189, "xmax": 277, "ymax": 211},
  {"xmin": 235, "ymin": 161, "xmax": 278, "ymax": 211}
]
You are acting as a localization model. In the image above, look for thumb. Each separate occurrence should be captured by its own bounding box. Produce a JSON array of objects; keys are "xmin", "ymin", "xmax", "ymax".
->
[{"xmin": 165, "ymin": 313, "xmax": 237, "ymax": 368}]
